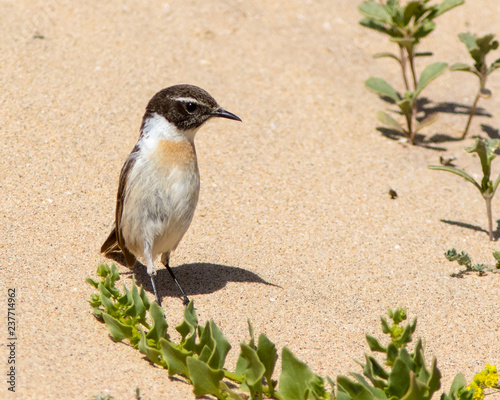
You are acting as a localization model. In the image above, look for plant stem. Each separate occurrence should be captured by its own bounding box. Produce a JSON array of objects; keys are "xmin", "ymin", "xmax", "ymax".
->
[
  {"xmin": 485, "ymin": 196, "xmax": 494, "ymax": 241},
  {"xmin": 408, "ymin": 49, "xmax": 418, "ymax": 91},
  {"xmin": 462, "ymin": 75, "xmax": 487, "ymax": 140},
  {"xmin": 405, "ymin": 109, "xmax": 415, "ymax": 144},
  {"xmin": 399, "ymin": 45, "xmax": 410, "ymax": 91},
  {"xmin": 405, "ymin": 46, "xmax": 418, "ymax": 144},
  {"xmin": 223, "ymin": 370, "xmax": 244, "ymax": 383}
]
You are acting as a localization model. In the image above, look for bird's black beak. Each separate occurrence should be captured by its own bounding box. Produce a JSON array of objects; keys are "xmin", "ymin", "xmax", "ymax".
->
[{"xmin": 211, "ymin": 108, "xmax": 242, "ymax": 122}]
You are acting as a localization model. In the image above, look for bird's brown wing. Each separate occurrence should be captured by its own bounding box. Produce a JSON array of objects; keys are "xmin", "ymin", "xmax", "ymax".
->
[{"xmin": 101, "ymin": 147, "xmax": 139, "ymax": 268}]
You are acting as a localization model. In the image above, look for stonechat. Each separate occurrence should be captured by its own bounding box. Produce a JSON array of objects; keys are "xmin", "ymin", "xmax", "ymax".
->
[{"xmin": 101, "ymin": 84, "xmax": 241, "ymax": 305}]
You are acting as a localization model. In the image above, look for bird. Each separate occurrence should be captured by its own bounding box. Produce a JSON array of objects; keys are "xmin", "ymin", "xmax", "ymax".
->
[{"xmin": 101, "ymin": 84, "xmax": 241, "ymax": 305}]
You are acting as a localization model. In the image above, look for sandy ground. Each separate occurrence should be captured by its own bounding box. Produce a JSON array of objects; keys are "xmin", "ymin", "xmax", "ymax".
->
[{"xmin": 1, "ymin": 0, "xmax": 500, "ymax": 399}]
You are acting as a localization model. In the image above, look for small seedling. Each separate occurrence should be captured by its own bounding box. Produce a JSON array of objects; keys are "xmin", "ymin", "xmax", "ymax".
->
[
  {"xmin": 444, "ymin": 248, "xmax": 500, "ymax": 276},
  {"xmin": 450, "ymin": 33, "xmax": 500, "ymax": 139},
  {"xmin": 358, "ymin": 0, "xmax": 463, "ymax": 144},
  {"xmin": 429, "ymin": 138, "xmax": 500, "ymax": 241}
]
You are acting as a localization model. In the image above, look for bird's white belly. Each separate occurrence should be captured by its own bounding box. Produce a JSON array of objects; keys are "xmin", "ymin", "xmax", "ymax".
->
[{"xmin": 121, "ymin": 155, "xmax": 200, "ymax": 260}]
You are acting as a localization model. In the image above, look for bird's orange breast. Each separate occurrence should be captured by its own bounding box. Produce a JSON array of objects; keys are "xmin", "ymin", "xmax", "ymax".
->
[{"xmin": 152, "ymin": 140, "xmax": 197, "ymax": 170}]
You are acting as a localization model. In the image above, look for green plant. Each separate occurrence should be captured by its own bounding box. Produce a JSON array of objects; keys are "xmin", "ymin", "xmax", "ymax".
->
[
  {"xmin": 444, "ymin": 249, "xmax": 500, "ymax": 276},
  {"xmin": 336, "ymin": 307, "xmax": 473, "ymax": 400},
  {"xmin": 428, "ymin": 138, "xmax": 500, "ymax": 241},
  {"xmin": 493, "ymin": 251, "xmax": 500, "ymax": 268},
  {"xmin": 358, "ymin": 0, "xmax": 463, "ymax": 144},
  {"xmin": 87, "ymin": 264, "xmax": 334, "ymax": 400},
  {"xmin": 87, "ymin": 266, "xmax": 482, "ymax": 400},
  {"xmin": 450, "ymin": 33, "xmax": 500, "ymax": 139}
]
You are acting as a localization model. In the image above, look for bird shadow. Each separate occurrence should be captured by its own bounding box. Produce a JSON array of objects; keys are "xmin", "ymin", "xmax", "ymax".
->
[
  {"xmin": 104, "ymin": 251, "xmax": 279, "ymax": 303},
  {"xmin": 440, "ymin": 219, "xmax": 500, "ymax": 240}
]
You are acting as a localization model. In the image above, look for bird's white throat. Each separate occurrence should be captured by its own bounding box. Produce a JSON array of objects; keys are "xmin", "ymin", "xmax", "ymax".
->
[{"xmin": 139, "ymin": 112, "xmax": 199, "ymax": 155}]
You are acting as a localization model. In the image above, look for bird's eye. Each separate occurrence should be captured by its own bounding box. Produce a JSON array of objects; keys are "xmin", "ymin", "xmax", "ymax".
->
[{"xmin": 185, "ymin": 102, "xmax": 197, "ymax": 113}]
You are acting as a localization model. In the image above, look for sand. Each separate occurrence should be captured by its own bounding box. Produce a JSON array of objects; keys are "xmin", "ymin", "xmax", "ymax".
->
[{"xmin": 1, "ymin": 0, "xmax": 500, "ymax": 399}]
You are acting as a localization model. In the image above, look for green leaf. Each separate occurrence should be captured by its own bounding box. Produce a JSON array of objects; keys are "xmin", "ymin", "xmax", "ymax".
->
[
  {"xmin": 413, "ymin": 339, "xmax": 426, "ymax": 371},
  {"xmin": 403, "ymin": 1, "xmax": 422, "ymax": 25},
  {"xmin": 124, "ymin": 279, "xmax": 146, "ymax": 318},
  {"xmin": 390, "ymin": 37, "xmax": 416, "ymax": 52},
  {"xmin": 86, "ymin": 277, "xmax": 100, "ymax": 288},
  {"xmin": 234, "ymin": 319, "xmax": 256, "ymax": 388},
  {"xmin": 397, "ymin": 98, "xmax": 412, "ymax": 118},
  {"xmin": 399, "ymin": 371, "xmax": 429, "ymax": 400},
  {"xmin": 176, "ymin": 301, "xmax": 198, "ymax": 352},
  {"xmin": 490, "ymin": 57, "xmax": 500, "ymax": 71},
  {"xmin": 415, "ymin": 62, "xmax": 448, "ymax": 97},
  {"xmin": 377, "ymin": 111, "xmax": 404, "ymax": 132},
  {"xmin": 278, "ymin": 347, "xmax": 325, "ymax": 400},
  {"xmin": 381, "ymin": 316, "xmax": 391, "ymax": 334},
  {"xmin": 208, "ymin": 320, "xmax": 232, "ymax": 370},
  {"xmin": 398, "ymin": 323, "xmax": 414, "ymax": 346},
  {"xmin": 459, "ymin": 33, "xmax": 498, "ymax": 67},
  {"xmin": 398, "ymin": 348, "xmax": 416, "ymax": 371},
  {"xmin": 443, "ymin": 373, "xmax": 470, "ymax": 400},
  {"xmin": 98, "ymin": 283, "xmax": 117, "ymax": 316},
  {"xmin": 358, "ymin": 2, "xmax": 393, "ymax": 24},
  {"xmin": 373, "ymin": 52, "xmax": 401, "ymax": 63},
  {"xmin": 366, "ymin": 335, "xmax": 387, "ymax": 353},
  {"xmin": 387, "ymin": 343, "xmax": 398, "ymax": 367},
  {"xmin": 365, "ymin": 78, "xmax": 401, "ymax": 102},
  {"xmin": 198, "ymin": 344, "xmax": 213, "ymax": 363},
  {"xmin": 435, "ymin": 0, "xmax": 464, "ymax": 17},
  {"xmin": 102, "ymin": 313, "xmax": 133, "ymax": 342},
  {"xmin": 159, "ymin": 338, "xmax": 192, "ymax": 378},
  {"xmin": 425, "ymin": 358, "xmax": 442, "ymax": 400},
  {"xmin": 240, "ymin": 343, "xmax": 265, "ymax": 399},
  {"xmin": 363, "ymin": 355, "xmax": 389, "ymax": 389},
  {"xmin": 359, "ymin": 18, "xmax": 392, "ymax": 36},
  {"xmin": 465, "ymin": 138, "xmax": 500, "ymax": 190},
  {"xmin": 257, "ymin": 333, "xmax": 278, "ymax": 389},
  {"xmin": 146, "ymin": 302, "xmax": 168, "ymax": 343},
  {"xmin": 109, "ymin": 263, "xmax": 120, "ymax": 284},
  {"xmin": 415, "ymin": 114, "xmax": 439, "ymax": 132},
  {"xmin": 139, "ymin": 285, "xmax": 150, "ymax": 311},
  {"xmin": 350, "ymin": 372, "xmax": 389, "ymax": 399},
  {"xmin": 428, "ymin": 165, "xmax": 482, "ymax": 192},
  {"xmin": 118, "ymin": 282, "xmax": 132, "ymax": 306},
  {"xmin": 196, "ymin": 321, "xmax": 212, "ymax": 356},
  {"xmin": 187, "ymin": 356, "xmax": 225, "ymax": 399},
  {"xmin": 413, "ymin": 20, "xmax": 436, "ymax": 41},
  {"xmin": 387, "ymin": 357, "xmax": 411, "ymax": 397},
  {"xmin": 97, "ymin": 263, "xmax": 111, "ymax": 277},
  {"xmin": 138, "ymin": 327, "xmax": 165, "ymax": 367},
  {"xmin": 450, "ymin": 62, "xmax": 475, "ymax": 73},
  {"xmin": 336, "ymin": 375, "xmax": 375, "ymax": 400}
]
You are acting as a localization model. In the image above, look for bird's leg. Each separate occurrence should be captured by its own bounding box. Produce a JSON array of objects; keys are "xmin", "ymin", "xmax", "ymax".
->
[
  {"xmin": 144, "ymin": 242, "xmax": 161, "ymax": 304},
  {"xmin": 161, "ymin": 252, "xmax": 190, "ymax": 306}
]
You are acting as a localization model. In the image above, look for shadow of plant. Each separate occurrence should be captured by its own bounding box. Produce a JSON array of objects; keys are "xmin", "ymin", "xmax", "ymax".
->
[
  {"xmin": 440, "ymin": 218, "xmax": 500, "ymax": 240},
  {"xmin": 375, "ymin": 96, "xmax": 493, "ymax": 148}
]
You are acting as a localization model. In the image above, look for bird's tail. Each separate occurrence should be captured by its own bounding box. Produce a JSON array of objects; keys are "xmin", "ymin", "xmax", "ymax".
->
[
  {"xmin": 101, "ymin": 227, "xmax": 120, "ymax": 254},
  {"xmin": 100, "ymin": 226, "xmax": 137, "ymax": 268}
]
